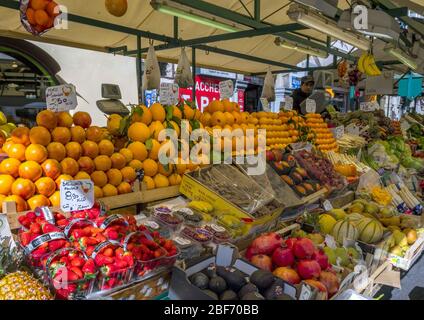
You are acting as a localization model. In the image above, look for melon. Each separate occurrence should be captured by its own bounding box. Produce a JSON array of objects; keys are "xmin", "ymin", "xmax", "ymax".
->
[
  {"xmin": 331, "ymin": 219, "xmax": 359, "ymax": 244},
  {"xmin": 356, "ymin": 218, "xmax": 384, "ymax": 244},
  {"xmin": 319, "ymin": 214, "xmax": 337, "ymax": 234},
  {"xmin": 347, "ymin": 213, "xmax": 363, "ymax": 223}
]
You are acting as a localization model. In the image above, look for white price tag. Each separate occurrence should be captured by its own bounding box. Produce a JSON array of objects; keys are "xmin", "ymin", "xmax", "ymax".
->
[
  {"xmin": 331, "ymin": 126, "xmax": 345, "ymax": 139},
  {"xmin": 46, "ymin": 84, "xmax": 77, "ymax": 112},
  {"xmin": 284, "ymin": 96, "xmax": 293, "ymax": 111},
  {"xmin": 60, "ymin": 179, "xmax": 94, "ymax": 212},
  {"xmin": 0, "ymin": 214, "xmax": 15, "ymax": 249},
  {"xmin": 323, "ymin": 200, "xmax": 333, "ymax": 211},
  {"xmin": 260, "ymin": 98, "xmax": 271, "ymax": 112},
  {"xmin": 305, "ymin": 98, "xmax": 316, "ymax": 113},
  {"xmin": 219, "ymin": 80, "xmax": 234, "ymax": 99},
  {"xmin": 360, "ymin": 101, "xmax": 379, "ymax": 112},
  {"xmin": 159, "ymin": 83, "xmax": 179, "ymax": 105},
  {"xmin": 345, "ymin": 123, "xmax": 360, "ymax": 136}
]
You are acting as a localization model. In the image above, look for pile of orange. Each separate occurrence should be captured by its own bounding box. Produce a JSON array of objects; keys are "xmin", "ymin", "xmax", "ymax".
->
[
  {"xmin": 305, "ymin": 114, "xmax": 338, "ymax": 152},
  {"xmin": 25, "ymin": 0, "xmax": 59, "ymax": 34},
  {"xmin": 0, "ymin": 110, "xmax": 136, "ymax": 212}
]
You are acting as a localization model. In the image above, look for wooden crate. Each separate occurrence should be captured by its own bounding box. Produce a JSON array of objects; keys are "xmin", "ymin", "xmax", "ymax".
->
[{"xmin": 388, "ymin": 233, "xmax": 424, "ymax": 271}]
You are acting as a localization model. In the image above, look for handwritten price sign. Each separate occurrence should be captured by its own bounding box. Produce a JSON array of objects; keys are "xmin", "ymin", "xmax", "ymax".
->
[
  {"xmin": 46, "ymin": 84, "xmax": 77, "ymax": 112},
  {"xmin": 305, "ymin": 98, "xmax": 316, "ymax": 113},
  {"xmin": 159, "ymin": 83, "xmax": 179, "ymax": 105},
  {"xmin": 60, "ymin": 179, "xmax": 94, "ymax": 212},
  {"xmin": 219, "ymin": 80, "xmax": 234, "ymax": 99}
]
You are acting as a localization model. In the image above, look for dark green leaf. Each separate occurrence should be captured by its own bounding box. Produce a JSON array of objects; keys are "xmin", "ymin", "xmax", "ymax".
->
[
  {"xmin": 133, "ymin": 106, "xmax": 144, "ymax": 116},
  {"xmin": 145, "ymin": 138, "xmax": 153, "ymax": 151},
  {"xmin": 165, "ymin": 106, "xmax": 174, "ymax": 121},
  {"xmin": 190, "ymin": 119, "xmax": 200, "ymax": 131},
  {"xmin": 172, "ymin": 116, "xmax": 181, "ymax": 126},
  {"xmin": 164, "ymin": 163, "xmax": 170, "ymax": 172}
]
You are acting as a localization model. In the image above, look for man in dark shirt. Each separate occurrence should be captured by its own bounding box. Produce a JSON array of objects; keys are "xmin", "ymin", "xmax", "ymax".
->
[{"xmin": 291, "ymin": 75, "xmax": 315, "ymax": 114}]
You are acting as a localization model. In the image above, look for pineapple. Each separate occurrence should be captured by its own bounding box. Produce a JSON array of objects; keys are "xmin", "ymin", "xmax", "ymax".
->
[{"xmin": 0, "ymin": 237, "xmax": 52, "ymax": 300}]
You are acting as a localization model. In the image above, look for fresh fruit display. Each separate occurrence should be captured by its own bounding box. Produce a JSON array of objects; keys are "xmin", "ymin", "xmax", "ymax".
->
[
  {"xmin": 305, "ymin": 114, "xmax": 338, "ymax": 152},
  {"xmin": 335, "ymin": 134, "xmax": 367, "ymax": 150},
  {"xmin": 370, "ymin": 186, "xmax": 392, "ymax": 206},
  {"xmin": 294, "ymin": 150, "xmax": 345, "ymax": 190},
  {"xmin": 388, "ymin": 227, "xmax": 421, "ymax": 258},
  {"xmin": 392, "ymin": 121, "xmax": 402, "ymax": 136},
  {"xmin": 181, "ymin": 227, "xmax": 214, "ymax": 244},
  {"xmin": 21, "ymin": 0, "xmax": 61, "ymax": 35},
  {"xmin": 385, "ymin": 183, "xmax": 422, "ymax": 213},
  {"xmin": 386, "ymin": 136, "xmax": 424, "ymax": 171},
  {"xmin": 326, "ymin": 151, "xmax": 369, "ymax": 174}
]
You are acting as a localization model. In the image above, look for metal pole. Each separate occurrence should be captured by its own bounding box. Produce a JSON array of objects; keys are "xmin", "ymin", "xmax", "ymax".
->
[
  {"xmin": 306, "ymin": 54, "xmax": 310, "ymax": 72},
  {"xmin": 174, "ymin": 17, "xmax": 179, "ymax": 39},
  {"xmin": 192, "ymin": 48, "xmax": 196, "ymax": 105},
  {"xmin": 136, "ymin": 35, "xmax": 143, "ymax": 104},
  {"xmin": 254, "ymin": 0, "xmax": 260, "ymax": 21}
]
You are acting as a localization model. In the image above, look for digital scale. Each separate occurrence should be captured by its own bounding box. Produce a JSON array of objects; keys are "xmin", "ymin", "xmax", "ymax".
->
[{"xmin": 96, "ymin": 84, "xmax": 130, "ymax": 116}]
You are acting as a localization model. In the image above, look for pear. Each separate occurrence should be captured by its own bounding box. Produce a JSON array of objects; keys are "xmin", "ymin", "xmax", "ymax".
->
[
  {"xmin": 390, "ymin": 245, "xmax": 403, "ymax": 256},
  {"xmin": 335, "ymin": 247, "xmax": 350, "ymax": 267},
  {"xmin": 348, "ymin": 203, "xmax": 364, "ymax": 214},
  {"xmin": 0, "ymin": 111, "xmax": 7, "ymax": 126},
  {"xmin": 328, "ymin": 209, "xmax": 347, "ymax": 221},
  {"xmin": 347, "ymin": 247, "xmax": 361, "ymax": 260},
  {"xmin": 393, "ymin": 230, "xmax": 408, "ymax": 247},
  {"xmin": 404, "ymin": 229, "xmax": 417, "ymax": 245},
  {"xmin": 387, "ymin": 225, "xmax": 401, "ymax": 233},
  {"xmin": 379, "ymin": 208, "xmax": 394, "ymax": 219},
  {"xmin": 323, "ymin": 247, "xmax": 337, "ymax": 265},
  {"xmin": 365, "ymin": 203, "xmax": 379, "ymax": 216},
  {"xmin": 308, "ymin": 233, "xmax": 325, "ymax": 245}
]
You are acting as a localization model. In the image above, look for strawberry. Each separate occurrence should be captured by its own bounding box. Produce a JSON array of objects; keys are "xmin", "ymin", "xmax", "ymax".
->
[
  {"xmin": 18, "ymin": 216, "xmax": 31, "ymax": 228},
  {"xmin": 85, "ymin": 246, "xmax": 95, "ymax": 257},
  {"xmin": 26, "ymin": 211, "xmax": 37, "ymax": 220},
  {"xmin": 104, "ymin": 229, "xmax": 119, "ymax": 240},
  {"xmin": 100, "ymin": 264, "xmax": 116, "ymax": 276},
  {"xmin": 32, "ymin": 246, "xmax": 48, "ymax": 259},
  {"xmin": 151, "ymin": 231, "xmax": 160, "ymax": 239},
  {"xmin": 95, "ymin": 254, "xmax": 114, "ymax": 266},
  {"xmin": 114, "ymin": 259, "xmax": 128, "ymax": 270},
  {"xmin": 50, "ymin": 261, "xmax": 66, "ymax": 277},
  {"xmin": 55, "ymin": 212, "xmax": 66, "ymax": 220},
  {"xmin": 107, "ymin": 277, "xmax": 117, "ymax": 288},
  {"xmin": 95, "ymin": 233, "xmax": 107, "ymax": 243},
  {"xmin": 78, "ymin": 237, "xmax": 90, "ymax": 250},
  {"xmin": 70, "ymin": 257, "xmax": 85, "ymax": 268},
  {"xmin": 115, "ymin": 247, "xmax": 124, "ymax": 259},
  {"xmin": 82, "ymin": 258, "xmax": 96, "ymax": 276},
  {"xmin": 30, "ymin": 223, "xmax": 41, "ymax": 234},
  {"xmin": 67, "ymin": 270, "xmax": 80, "ymax": 281},
  {"xmin": 70, "ymin": 266, "xmax": 83, "ymax": 279},
  {"xmin": 127, "ymin": 243, "xmax": 135, "ymax": 251},
  {"xmin": 20, "ymin": 231, "xmax": 33, "ymax": 246},
  {"xmin": 48, "ymin": 239, "xmax": 67, "ymax": 252},
  {"xmin": 95, "ymin": 216, "xmax": 106, "ymax": 226},
  {"xmin": 72, "ymin": 212, "xmax": 86, "ymax": 219},
  {"xmin": 86, "ymin": 237, "xmax": 99, "ymax": 245},
  {"xmin": 154, "ymin": 249, "xmax": 164, "ymax": 259},
  {"xmin": 123, "ymin": 252, "xmax": 134, "ymax": 267},
  {"xmin": 42, "ymin": 223, "xmax": 60, "ymax": 234},
  {"xmin": 56, "ymin": 219, "xmax": 69, "ymax": 228}
]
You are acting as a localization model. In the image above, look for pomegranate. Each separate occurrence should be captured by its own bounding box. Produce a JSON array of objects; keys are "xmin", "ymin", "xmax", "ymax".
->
[
  {"xmin": 250, "ymin": 232, "xmax": 282, "ymax": 255},
  {"xmin": 273, "ymin": 267, "xmax": 301, "ymax": 285},
  {"xmin": 285, "ymin": 238, "xmax": 297, "ymax": 249},
  {"xmin": 272, "ymin": 246, "xmax": 294, "ymax": 267},
  {"xmin": 245, "ymin": 245, "xmax": 256, "ymax": 261},
  {"xmin": 297, "ymin": 260, "xmax": 321, "ymax": 280},
  {"xmin": 319, "ymin": 271, "xmax": 340, "ymax": 297},
  {"xmin": 293, "ymin": 238, "xmax": 315, "ymax": 259},
  {"xmin": 312, "ymin": 250, "xmax": 330, "ymax": 270},
  {"xmin": 251, "ymin": 254, "xmax": 273, "ymax": 271},
  {"xmin": 304, "ymin": 279, "xmax": 328, "ymax": 300},
  {"xmin": 266, "ymin": 150, "xmax": 275, "ymax": 162}
]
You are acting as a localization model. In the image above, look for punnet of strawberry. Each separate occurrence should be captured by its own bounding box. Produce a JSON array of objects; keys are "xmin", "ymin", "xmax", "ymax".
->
[
  {"xmin": 46, "ymin": 247, "xmax": 98, "ymax": 300},
  {"xmin": 92, "ymin": 241, "xmax": 135, "ymax": 291},
  {"xmin": 18, "ymin": 210, "xmax": 70, "ymax": 231},
  {"xmin": 93, "ymin": 214, "xmax": 131, "ymax": 241}
]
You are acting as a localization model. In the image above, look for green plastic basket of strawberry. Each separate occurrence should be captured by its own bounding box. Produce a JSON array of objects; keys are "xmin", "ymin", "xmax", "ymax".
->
[
  {"xmin": 64, "ymin": 218, "xmax": 107, "ymax": 256},
  {"xmin": 45, "ymin": 247, "xmax": 98, "ymax": 300},
  {"xmin": 91, "ymin": 241, "xmax": 135, "ymax": 291}
]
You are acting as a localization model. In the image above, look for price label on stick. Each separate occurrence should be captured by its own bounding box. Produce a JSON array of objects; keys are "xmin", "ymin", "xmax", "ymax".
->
[
  {"xmin": 260, "ymin": 98, "xmax": 271, "ymax": 112},
  {"xmin": 60, "ymin": 179, "xmax": 94, "ymax": 212},
  {"xmin": 46, "ymin": 84, "xmax": 77, "ymax": 112},
  {"xmin": 284, "ymin": 96, "xmax": 293, "ymax": 111},
  {"xmin": 322, "ymin": 200, "xmax": 333, "ymax": 211},
  {"xmin": 331, "ymin": 125, "xmax": 345, "ymax": 139},
  {"xmin": 159, "ymin": 83, "xmax": 179, "ymax": 105},
  {"xmin": 219, "ymin": 80, "xmax": 234, "ymax": 100},
  {"xmin": 305, "ymin": 98, "xmax": 316, "ymax": 113}
]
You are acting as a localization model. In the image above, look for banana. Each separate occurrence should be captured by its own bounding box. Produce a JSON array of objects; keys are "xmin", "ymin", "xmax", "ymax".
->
[
  {"xmin": 357, "ymin": 53, "xmax": 367, "ymax": 73},
  {"xmin": 367, "ymin": 54, "xmax": 381, "ymax": 76},
  {"xmin": 363, "ymin": 54, "xmax": 381, "ymax": 76},
  {"xmin": 188, "ymin": 200, "xmax": 214, "ymax": 213}
]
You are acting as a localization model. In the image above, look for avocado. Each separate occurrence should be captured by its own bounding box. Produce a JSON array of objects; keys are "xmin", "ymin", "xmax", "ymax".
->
[
  {"xmin": 204, "ymin": 265, "xmax": 217, "ymax": 278},
  {"xmin": 250, "ymin": 270, "xmax": 274, "ymax": 290},
  {"xmin": 238, "ymin": 283, "xmax": 259, "ymax": 299},
  {"xmin": 276, "ymin": 294, "xmax": 295, "ymax": 300},
  {"xmin": 191, "ymin": 272, "xmax": 209, "ymax": 289},
  {"xmin": 241, "ymin": 292, "xmax": 265, "ymax": 300},
  {"xmin": 208, "ymin": 276, "xmax": 227, "ymax": 294},
  {"xmin": 220, "ymin": 290, "xmax": 238, "ymax": 300},
  {"xmin": 263, "ymin": 282, "xmax": 285, "ymax": 300},
  {"xmin": 202, "ymin": 289, "xmax": 219, "ymax": 300},
  {"xmin": 216, "ymin": 266, "xmax": 247, "ymax": 292}
]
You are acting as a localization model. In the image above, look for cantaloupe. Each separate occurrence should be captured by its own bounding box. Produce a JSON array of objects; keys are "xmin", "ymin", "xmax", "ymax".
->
[
  {"xmin": 331, "ymin": 219, "xmax": 359, "ymax": 244},
  {"xmin": 356, "ymin": 218, "xmax": 384, "ymax": 244},
  {"xmin": 347, "ymin": 213, "xmax": 364, "ymax": 223}
]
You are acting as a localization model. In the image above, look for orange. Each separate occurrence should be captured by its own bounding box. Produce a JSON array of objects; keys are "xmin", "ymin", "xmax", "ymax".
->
[
  {"xmin": 211, "ymin": 111, "xmax": 227, "ymax": 127},
  {"xmin": 34, "ymin": 177, "xmax": 56, "ymax": 197},
  {"xmin": 94, "ymin": 155, "xmax": 112, "ymax": 172},
  {"xmin": 0, "ymin": 175, "xmax": 15, "ymax": 196},
  {"xmin": 93, "ymin": 186, "xmax": 104, "ymax": 199},
  {"xmin": 25, "ymin": 144, "xmax": 48, "ymax": 163},
  {"xmin": 153, "ymin": 174, "xmax": 169, "ymax": 188},
  {"xmin": 131, "ymin": 105, "xmax": 152, "ymax": 125},
  {"xmin": 172, "ymin": 106, "xmax": 182, "ymax": 120},
  {"xmin": 102, "ymin": 184, "xmax": 118, "ymax": 197},
  {"xmin": 128, "ymin": 141, "xmax": 148, "ymax": 162},
  {"xmin": 81, "ymin": 140, "xmax": 99, "ymax": 159},
  {"xmin": 2, "ymin": 139, "xmax": 13, "ymax": 154},
  {"xmin": 129, "ymin": 159, "xmax": 143, "ymax": 170},
  {"xmin": 70, "ymin": 126, "xmax": 86, "ymax": 144},
  {"xmin": 36, "ymin": 110, "xmax": 57, "ymax": 130},
  {"xmin": 41, "ymin": 159, "xmax": 61, "ymax": 180},
  {"xmin": 142, "ymin": 159, "xmax": 158, "ymax": 177},
  {"xmin": 150, "ymin": 103, "xmax": 166, "ymax": 122},
  {"xmin": 232, "ymin": 111, "xmax": 242, "ymax": 124},
  {"xmin": 209, "ymin": 100, "xmax": 224, "ymax": 113},
  {"xmin": 30, "ymin": 0, "xmax": 48, "ymax": 10},
  {"xmin": 98, "ymin": 140, "xmax": 114, "ymax": 157},
  {"xmin": 121, "ymin": 166, "xmax": 136, "ymax": 183},
  {"xmin": 175, "ymin": 159, "xmax": 187, "ymax": 175},
  {"xmin": 194, "ymin": 109, "xmax": 202, "ymax": 121},
  {"xmin": 86, "ymin": 126, "xmax": 104, "ymax": 143},
  {"xmin": 223, "ymin": 99, "xmax": 233, "ymax": 112},
  {"xmin": 128, "ymin": 122, "xmax": 150, "ymax": 143},
  {"xmin": 107, "ymin": 114, "xmax": 122, "ymax": 136},
  {"xmin": 200, "ymin": 113, "xmax": 212, "ymax": 127},
  {"xmin": 49, "ymin": 191, "xmax": 60, "ymax": 207},
  {"xmin": 240, "ymin": 112, "xmax": 249, "ymax": 124},
  {"xmin": 119, "ymin": 148, "xmax": 133, "ymax": 164},
  {"xmin": 7, "ymin": 144, "xmax": 26, "ymax": 161},
  {"xmin": 187, "ymin": 161, "xmax": 199, "ymax": 172},
  {"xmin": 142, "ymin": 176, "xmax": 155, "ymax": 190},
  {"xmin": 110, "ymin": 153, "xmax": 127, "ymax": 170},
  {"xmin": 73, "ymin": 112, "xmax": 92, "ymax": 129},
  {"xmin": 158, "ymin": 163, "xmax": 174, "ymax": 177},
  {"xmin": 34, "ymin": 9, "xmax": 49, "ymax": 27},
  {"xmin": 232, "ymin": 102, "xmax": 240, "ymax": 112},
  {"xmin": 107, "ymin": 168, "xmax": 123, "ymax": 187},
  {"xmin": 117, "ymin": 182, "xmax": 132, "ymax": 194},
  {"xmin": 149, "ymin": 121, "xmax": 165, "ymax": 141},
  {"xmin": 91, "ymin": 171, "xmax": 108, "ymax": 188},
  {"xmin": 60, "ymin": 158, "xmax": 79, "ymax": 176},
  {"xmin": 165, "ymin": 120, "xmax": 180, "ymax": 137},
  {"xmin": 78, "ymin": 156, "xmax": 95, "ymax": 174},
  {"xmin": 74, "ymin": 171, "xmax": 91, "ymax": 180},
  {"xmin": 27, "ymin": 194, "xmax": 50, "ymax": 210},
  {"xmin": 26, "ymin": 8, "xmax": 36, "ymax": 25},
  {"xmin": 0, "ymin": 158, "xmax": 21, "ymax": 178},
  {"xmin": 51, "ymin": 127, "xmax": 71, "ymax": 144},
  {"xmin": 19, "ymin": 161, "xmax": 42, "ymax": 182},
  {"xmin": 56, "ymin": 112, "xmax": 73, "ymax": 127},
  {"xmin": 11, "ymin": 127, "xmax": 30, "ymax": 146},
  {"xmin": 3, "ymin": 195, "xmax": 27, "ymax": 212},
  {"xmin": 168, "ymin": 173, "xmax": 182, "ymax": 186},
  {"xmin": 46, "ymin": 1, "xmax": 59, "ymax": 17},
  {"xmin": 147, "ymin": 139, "xmax": 161, "ymax": 161},
  {"xmin": 224, "ymin": 112, "xmax": 235, "ymax": 126},
  {"xmin": 64, "ymin": 142, "xmax": 82, "ymax": 160},
  {"xmin": 183, "ymin": 105, "xmax": 195, "ymax": 120},
  {"xmin": 55, "ymin": 174, "xmax": 73, "ymax": 189},
  {"xmin": 46, "ymin": 142, "xmax": 66, "ymax": 162}
]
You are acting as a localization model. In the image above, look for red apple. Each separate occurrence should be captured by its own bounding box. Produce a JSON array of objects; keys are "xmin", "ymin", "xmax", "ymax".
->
[
  {"xmin": 304, "ymin": 279, "xmax": 328, "ymax": 300},
  {"xmin": 293, "ymin": 238, "xmax": 315, "ymax": 259},
  {"xmin": 297, "ymin": 260, "xmax": 321, "ymax": 280},
  {"xmin": 319, "ymin": 271, "xmax": 340, "ymax": 297},
  {"xmin": 250, "ymin": 232, "xmax": 282, "ymax": 255},
  {"xmin": 251, "ymin": 254, "xmax": 273, "ymax": 271},
  {"xmin": 272, "ymin": 246, "xmax": 295, "ymax": 267},
  {"xmin": 273, "ymin": 267, "xmax": 301, "ymax": 285}
]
